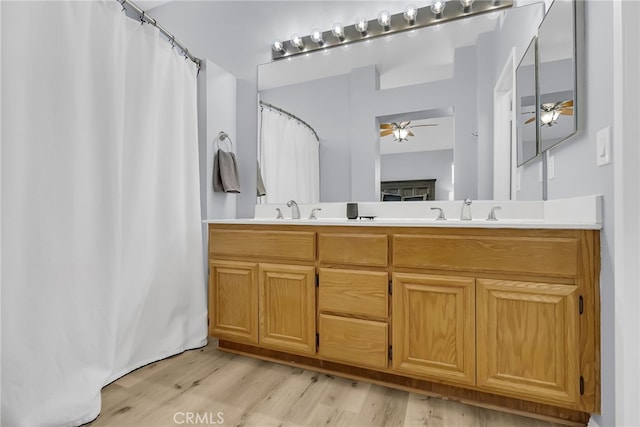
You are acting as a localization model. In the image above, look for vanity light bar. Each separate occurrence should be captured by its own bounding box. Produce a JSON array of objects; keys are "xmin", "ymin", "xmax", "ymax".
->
[{"xmin": 271, "ymin": 0, "xmax": 513, "ymax": 60}]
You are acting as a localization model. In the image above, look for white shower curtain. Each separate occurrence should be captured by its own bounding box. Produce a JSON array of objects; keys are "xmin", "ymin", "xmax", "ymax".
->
[
  {"xmin": 259, "ymin": 107, "xmax": 320, "ymax": 204},
  {"xmin": 1, "ymin": 1, "xmax": 206, "ymax": 425}
]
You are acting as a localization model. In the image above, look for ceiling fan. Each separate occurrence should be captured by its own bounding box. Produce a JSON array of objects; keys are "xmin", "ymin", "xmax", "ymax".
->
[
  {"xmin": 524, "ymin": 100, "xmax": 574, "ymax": 127},
  {"xmin": 379, "ymin": 121, "xmax": 438, "ymax": 142}
]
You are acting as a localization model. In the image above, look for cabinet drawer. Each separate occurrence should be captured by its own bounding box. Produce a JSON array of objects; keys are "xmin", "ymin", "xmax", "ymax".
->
[
  {"xmin": 319, "ymin": 314, "xmax": 388, "ymax": 369},
  {"xmin": 393, "ymin": 234, "xmax": 578, "ymax": 277},
  {"xmin": 210, "ymin": 228, "xmax": 315, "ymax": 262},
  {"xmin": 319, "ymin": 268, "xmax": 388, "ymax": 319},
  {"xmin": 319, "ymin": 233, "xmax": 387, "ymax": 267}
]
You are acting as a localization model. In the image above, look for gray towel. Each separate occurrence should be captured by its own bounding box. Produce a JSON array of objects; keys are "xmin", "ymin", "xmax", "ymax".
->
[
  {"xmin": 213, "ymin": 150, "xmax": 241, "ymax": 193},
  {"xmin": 257, "ymin": 161, "xmax": 267, "ymax": 197}
]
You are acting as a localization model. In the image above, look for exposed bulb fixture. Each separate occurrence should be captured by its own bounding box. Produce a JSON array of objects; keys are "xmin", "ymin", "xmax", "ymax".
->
[
  {"xmin": 355, "ymin": 17, "xmax": 368, "ymax": 35},
  {"xmin": 291, "ymin": 33, "xmax": 304, "ymax": 50},
  {"xmin": 430, "ymin": 0, "xmax": 447, "ymax": 18},
  {"xmin": 377, "ymin": 10, "xmax": 391, "ymax": 30},
  {"xmin": 331, "ymin": 22, "xmax": 345, "ymax": 41},
  {"xmin": 460, "ymin": 0, "xmax": 474, "ymax": 12},
  {"xmin": 310, "ymin": 28, "xmax": 324, "ymax": 45},
  {"xmin": 271, "ymin": 39, "xmax": 285, "ymax": 53},
  {"xmin": 540, "ymin": 109, "xmax": 560, "ymax": 127},
  {"xmin": 403, "ymin": 4, "xmax": 418, "ymax": 24}
]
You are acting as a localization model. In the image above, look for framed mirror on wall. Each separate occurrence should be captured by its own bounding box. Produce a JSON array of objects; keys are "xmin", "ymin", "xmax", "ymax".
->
[
  {"xmin": 516, "ymin": 36, "xmax": 538, "ymax": 166},
  {"xmin": 537, "ymin": 0, "xmax": 580, "ymax": 152}
]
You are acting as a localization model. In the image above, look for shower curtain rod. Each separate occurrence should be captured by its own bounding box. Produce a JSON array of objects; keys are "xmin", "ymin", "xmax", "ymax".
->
[
  {"xmin": 259, "ymin": 101, "xmax": 319, "ymax": 141},
  {"xmin": 119, "ymin": 0, "xmax": 201, "ymax": 69}
]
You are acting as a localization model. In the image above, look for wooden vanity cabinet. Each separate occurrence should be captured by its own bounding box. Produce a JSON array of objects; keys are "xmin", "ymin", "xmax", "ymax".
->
[
  {"xmin": 208, "ymin": 226, "xmax": 317, "ymax": 356},
  {"xmin": 392, "ymin": 273, "xmax": 476, "ymax": 386},
  {"xmin": 317, "ymin": 233, "xmax": 390, "ymax": 370},
  {"xmin": 208, "ymin": 224, "xmax": 600, "ymax": 425}
]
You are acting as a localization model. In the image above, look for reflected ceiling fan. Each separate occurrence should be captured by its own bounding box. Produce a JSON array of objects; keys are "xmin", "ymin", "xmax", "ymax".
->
[
  {"xmin": 524, "ymin": 100, "xmax": 574, "ymax": 127},
  {"xmin": 380, "ymin": 121, "xmax": 437, "ymax": 142}
]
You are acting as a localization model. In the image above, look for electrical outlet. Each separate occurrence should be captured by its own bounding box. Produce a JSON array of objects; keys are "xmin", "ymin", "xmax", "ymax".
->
[{"xmin": 596, "ymin": 126, "xmax": 611, "ymax": 166}]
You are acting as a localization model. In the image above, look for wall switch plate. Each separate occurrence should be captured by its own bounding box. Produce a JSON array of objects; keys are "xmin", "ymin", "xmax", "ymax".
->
[
  {"xmin": 596, "ymin": 126, "xmax": 612, "ymax": 166},
  {"xmin": 548, "ymin": 154, "xmax": 555, "ymax": 179}
]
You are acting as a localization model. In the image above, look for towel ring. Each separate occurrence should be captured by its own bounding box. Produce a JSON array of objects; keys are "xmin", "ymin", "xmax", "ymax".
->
[{"xmin": 215, "ymin": 131, "xmax": 233, "ymax": 151}]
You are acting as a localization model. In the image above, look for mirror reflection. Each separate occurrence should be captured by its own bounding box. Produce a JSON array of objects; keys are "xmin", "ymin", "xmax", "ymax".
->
[
  {"xmin": 516, "ymin": 37, "xmax": 538, "ymax": 166},
  {"xmin": 537, "ymin": 0, "xmax": 578, "ymax": 152},
  {"xmin": 257, "ymin": 3, "xmax": 543, "ymax": 203}
]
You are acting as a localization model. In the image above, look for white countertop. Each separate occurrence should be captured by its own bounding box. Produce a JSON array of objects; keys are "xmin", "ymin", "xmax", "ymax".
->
[{"xmin": 203, "ymin": 195, "xmax": 602, "ymax": 230}]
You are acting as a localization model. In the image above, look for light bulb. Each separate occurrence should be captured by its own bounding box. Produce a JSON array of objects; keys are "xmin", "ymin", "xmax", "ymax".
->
[
  {"xmin": 377, "ymin": 10, "xmax": 391, "ymax": 29},
  {"xmin": 291, "ymin": 33, "xmax": 304, "ymax": 49},
  {"xmin": 331, "ymin": 23, "xmax": 345, "ymax": 41},
  {"xmin": 403, "ymin": 4, "xmax": 418, "ymax": 24},
  {"xmin": 355, "ymin": 17, "xmax": 368, "ymax": 35},
  {"xmin": 430, "ymin": 0, "xmax": 446, "ymax": 17},
  {"xmin": 460, "ymin": 0, "xmax": 474, "ymax": 11},
  {"xmin": 271, "ymin": 39, "xmax": 285, "ymax": 53},
  {"xmin": 310, "ymin": 28, "xmax": 324, "ymax": 45}
]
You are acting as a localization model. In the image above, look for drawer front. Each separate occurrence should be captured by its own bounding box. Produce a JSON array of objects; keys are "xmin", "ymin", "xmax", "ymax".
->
[
  {"xmin": 319, "ymin": 268, "xmax": 388, "ymax": 319},
  {"xmin": 319, "ymin": 233, "xmax": 388, "ymax": 267},
  {"xmin": 319, "ymin": 314, "xmax": 388, "ymax": 369},
  {"xmin": 393, "ymin": 234, "xmax": 578, "ymax": 277},
  {"xmin": 210, "ymin": 228, "xmax": 315, "ymax": 262}
]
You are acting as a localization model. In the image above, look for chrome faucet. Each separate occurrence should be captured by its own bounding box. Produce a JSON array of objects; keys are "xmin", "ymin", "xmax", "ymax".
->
[
  {"xmin": 286, "ymin": 200, "xmax": 300, "ymax": 219},
  {"xmin": 430, "ymin": 207, "xmax": 447, "ymax": 220},
  {"xmin": 460, "ymin": 198, "xmax": 472, "ymax": 220},
  {"xmin": 487, "ymin": 206, "xmax": 502, "ymax": 221},
  {"xmin": 308, "ymin": 208, "xmax": 322, "ymax": 220}
]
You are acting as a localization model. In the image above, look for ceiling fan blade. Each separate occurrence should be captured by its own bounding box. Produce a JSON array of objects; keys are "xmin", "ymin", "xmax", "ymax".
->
[
  {"xmin": 380, "ymin": 123, "xmax": 394, "ymax": 129},
  {"xmin": 524, "ymin": 116, "xmax": 536, "ymax": 124},
  {"xmin": 560, "ymin": 100, "xmax": 574, "ymax": 108},
  {"xmin": 399, "ymin": 121, "xmax": 411, "ymax": 128},
  {"xmin": 559, "ymin": 109, "xmax": 574, "ymax": 116},
  {"xmin": 380, "ymin": 130, "xmax": 394, "ymax": 137},
  {"xmin": 408, "ymin": 131, "xmax": 415, "ymax": 137},
  {"xmin": 408, "ymin": 124, "xmax": 438, "ymax": 128}
]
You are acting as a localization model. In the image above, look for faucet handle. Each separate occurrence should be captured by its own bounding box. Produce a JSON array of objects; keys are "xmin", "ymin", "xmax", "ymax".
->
[
  {"xmin": 487, "ymin": 206, "xmax": 502, "ymax": 221},
  {"xmin": 275, "ymin": 208, "xmax": 284, "ymax": 219},
  {"xmin": 430, "ymin": 207, "xmax": 447, "ymax": 220},
  {"xmin": 308, "ymin": 208, "xmax": 322, "ymax": 220}
]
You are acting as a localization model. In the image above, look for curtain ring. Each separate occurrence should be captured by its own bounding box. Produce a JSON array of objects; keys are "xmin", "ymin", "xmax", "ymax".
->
[
  {"xmin": 170, "ymin": 36, "xmax": 175, "ymax": 49},
  {"xmin": 120, "ymin": 0, "xmax": 126, "ymax": 12},
  {"xmin": 140, "ymin": 11, "xmax": 145, "ymax": 25}
]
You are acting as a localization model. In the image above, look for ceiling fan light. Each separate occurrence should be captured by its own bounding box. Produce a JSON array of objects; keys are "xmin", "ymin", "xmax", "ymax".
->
[
  {"xmin": 403, "ymin": 4, "xmax": 418, "ymax": 24},
  {"xmin": 377, "ymin": 10, "xmax": 391, "ymax": 30},
  {"xmin": 393, "ymin": 128, "xmax": 410, "ymax": 142}
]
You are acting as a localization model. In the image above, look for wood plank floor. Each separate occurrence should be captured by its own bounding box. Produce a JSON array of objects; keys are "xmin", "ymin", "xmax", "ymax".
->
[{"xmin": 88, "ymin": 339, "xmax": 560, "ymax": 427}]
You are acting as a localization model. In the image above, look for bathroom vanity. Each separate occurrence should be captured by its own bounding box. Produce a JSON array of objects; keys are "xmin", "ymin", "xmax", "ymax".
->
[{"xmin": 205, "ymin": 198, "xmax": 601, "ymax": 426}]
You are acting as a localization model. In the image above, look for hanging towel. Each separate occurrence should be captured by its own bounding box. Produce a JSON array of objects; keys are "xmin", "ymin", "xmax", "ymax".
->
[
  {"xmin": 213, "ymin": 149, "xmax": 241, "ymax": 193},
  {"xmin": 257, "ymin": 161, "xmax": 267, "ymax": 197}
]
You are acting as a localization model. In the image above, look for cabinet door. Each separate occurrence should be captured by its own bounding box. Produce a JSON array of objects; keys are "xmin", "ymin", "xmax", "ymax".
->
[
  {"xmin": 393, "ymin": 273, "xmax": 476, "ymax": 386},
  {"xmin": 477, "ymin": 279, "xmax": 579, "ymax": 407},
  {"xmin": 209, "ymin": 260, "xmax": 258, "ymax": 344},
  {"xmin": 259, "ymin": 264, "xmax": 316, "ymax": 355}
]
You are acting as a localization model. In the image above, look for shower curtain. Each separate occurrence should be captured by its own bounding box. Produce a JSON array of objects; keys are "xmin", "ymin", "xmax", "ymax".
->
[
  {"xmin": 259, "ymin": 107, "xmax": 320, "ymax": 204},
  {"xmin": 1, "ymin": 1, "xmax": 206, "ymax": 425}
]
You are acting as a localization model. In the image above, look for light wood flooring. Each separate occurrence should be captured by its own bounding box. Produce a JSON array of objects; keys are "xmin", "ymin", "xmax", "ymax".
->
[{"xmin": 88, "ymin": 339, "xmax": 560, "ymax": 427}]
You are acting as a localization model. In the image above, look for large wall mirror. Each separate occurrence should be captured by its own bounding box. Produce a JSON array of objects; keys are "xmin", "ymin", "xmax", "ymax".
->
[
  {"xmin": 258, "ymin": 3, "xmax": 544, "ymax": 203},
  {"xmin": 516, "ymin": 37, "xmax": 538, "ymax": 166},
  {"xmin": 537, "ymin": 0, "xmax": 580, "ymax": 152}
]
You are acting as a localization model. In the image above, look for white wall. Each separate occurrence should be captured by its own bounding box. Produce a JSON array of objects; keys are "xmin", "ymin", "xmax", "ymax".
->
[{"xmin": 203, "ymin": 59, "xmax": 237, "ymax": 219}]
